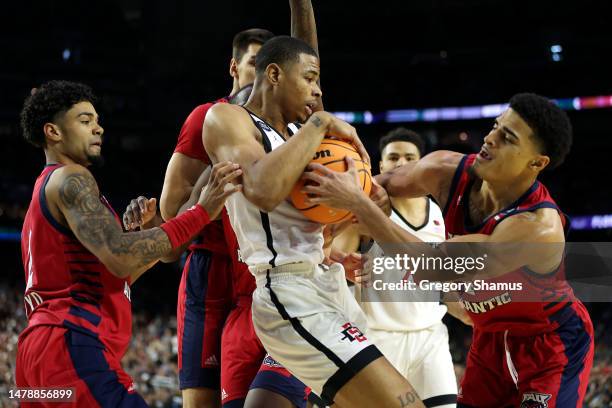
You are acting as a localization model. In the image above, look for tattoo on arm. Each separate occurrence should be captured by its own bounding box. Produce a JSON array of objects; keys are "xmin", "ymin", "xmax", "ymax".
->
[
  {"xmin": 310, "ymin": 115, "xmax": 322, "ymax": 127},
  {"xmin": 397, "ymin": 391, "xmax": 417, "ymax": 407},
  {"xmin": 59, "ymin": 172, "xmax": 171, "ymax": 269}
]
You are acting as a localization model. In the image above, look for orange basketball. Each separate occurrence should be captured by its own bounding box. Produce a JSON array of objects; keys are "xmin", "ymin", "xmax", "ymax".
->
[{"xmin": 290, "ymin": 138, "xmax": 372, "ymax": 224}]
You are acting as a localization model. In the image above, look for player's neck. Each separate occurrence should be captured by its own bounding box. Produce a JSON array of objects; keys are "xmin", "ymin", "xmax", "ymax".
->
[
  {"xmin": 390, "ymin": 196, "xmax": 428, "ymax": 226},
  {"xmin": 477, "ymin": 176, "xmax": 537, "ymax": 213},
  {"xmin": 45, "ymin": 149, "xmax": 78, "ymax": 166},
  {"xmin": 244, "ymin": 93, "xmax": 290, "ymax": 137}
]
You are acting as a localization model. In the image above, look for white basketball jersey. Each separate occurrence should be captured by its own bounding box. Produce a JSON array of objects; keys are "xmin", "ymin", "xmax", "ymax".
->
[
  {"xmin": 358, "ymin": 198, "xmax": 448, "ymax": 331},
  {"xmin": 225, "ymin": 111, "xmax": 325, "ymax": 274}
]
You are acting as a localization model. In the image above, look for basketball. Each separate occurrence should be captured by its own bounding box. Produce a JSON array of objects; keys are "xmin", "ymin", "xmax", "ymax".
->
[{"xmin": 290, "ymin": 138, "xmax": 372, "ymax": 224}]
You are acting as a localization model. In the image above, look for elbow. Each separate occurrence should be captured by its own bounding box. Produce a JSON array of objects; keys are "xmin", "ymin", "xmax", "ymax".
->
[
  {"xmin": 243, "ymin": 184, "xmax": 282, "ymax": 213},
  {"xmin": 105, "ymin": 261, "xmax": 132, "ymax": 280},
  {"xmin": 159, "ymin": 200, "xmax": 175, "ymax": 222}
]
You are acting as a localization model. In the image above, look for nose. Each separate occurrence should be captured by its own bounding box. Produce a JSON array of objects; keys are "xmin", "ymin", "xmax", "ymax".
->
[
  {"xmin": 94, "ymin": 123, "xmax": 104, "ymax": 136},
  {"xmin": 397, "ymin": 158, "xmax": 408, "ymax": 167},
  {"xmin": 313, "ymin": 82, "xmax": 322, "ymax": 98},
  {"xmin": 483, "ymin": 129, "xmax": 497, "ymax": 146}
]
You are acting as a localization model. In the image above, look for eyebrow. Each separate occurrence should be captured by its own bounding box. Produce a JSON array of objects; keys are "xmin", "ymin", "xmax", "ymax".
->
[
  {"xmin": 502, "ymin": 126, "xmax": 519, "ymax": 140},
  {"xmin": 77, "ymin": 112, "xmax": 95, "ymax": 118},
  {"xmin": 495, "ymin": 119, "xmax": 519, "ymax": 140}
]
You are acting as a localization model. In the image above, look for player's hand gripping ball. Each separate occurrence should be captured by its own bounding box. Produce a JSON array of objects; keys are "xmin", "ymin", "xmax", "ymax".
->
[{"xmin": 290, "ymin": 138, "xmax": 372, "ymax": 224}]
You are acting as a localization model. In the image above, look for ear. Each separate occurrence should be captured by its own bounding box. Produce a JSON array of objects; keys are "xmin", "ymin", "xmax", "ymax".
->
[
  {"xmin": 379, "ymin": 161, "xmax": 383, "ymax": 173},
  {"xmin": 265, "ymin": 63, "xmax": 282, "ymax": 86},
  {"xmin": 530, "ymin": 155, "xmax": 550, "ymax": 172},
  {"xmin": 43, "ymin": 122, "xmax": 62, "ymax": 144},
  {"xmin": 229, "ymin": 58, "xmax": 238, "ymax": 79}
]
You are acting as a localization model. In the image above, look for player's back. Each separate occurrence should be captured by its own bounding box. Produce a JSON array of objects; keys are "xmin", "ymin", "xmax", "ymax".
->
[{"xmin": 20, "ymin": 164, "xmax": 132, "ymax": 358}]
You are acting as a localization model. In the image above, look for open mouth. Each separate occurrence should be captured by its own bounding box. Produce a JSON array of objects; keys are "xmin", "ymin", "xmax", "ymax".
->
[
  {"xmin": 305, "ymin": 102, "xmax": 317, "ymax": 116},
  {"xmin": 478, "ymin": 148, "xmax": 492, "ymax": 161}
]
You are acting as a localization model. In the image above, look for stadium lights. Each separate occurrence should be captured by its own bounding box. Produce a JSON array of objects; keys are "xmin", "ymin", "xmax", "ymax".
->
[{"xmin": 332, "ymin": 95, "xmax": 612, "ymax": 125}]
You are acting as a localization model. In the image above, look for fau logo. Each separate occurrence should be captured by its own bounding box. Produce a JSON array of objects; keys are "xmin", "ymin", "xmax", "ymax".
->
[
  {"xmin": 340, "ymin": 322, "xmax": 367, "ymax": 342},
  {"xmin": 521, "ymin": 392, "xmax": 551, "ymax": 408}
]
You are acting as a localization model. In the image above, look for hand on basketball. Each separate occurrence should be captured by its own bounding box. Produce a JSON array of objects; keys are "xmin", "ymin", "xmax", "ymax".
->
[
  {"xmin": 198, "ymin": 161, "xmax": 243, "ymax": 220},
  {"xmin": 123, "ymin": 196, "xmax": 157, "ymax": 231},
  {"xmin": 302, "ymin": 156, "xmax": 366, "ymax": 211},
  {"xmin": 316, "ymin": 112, "xmax": 370, "ymax": 166}
]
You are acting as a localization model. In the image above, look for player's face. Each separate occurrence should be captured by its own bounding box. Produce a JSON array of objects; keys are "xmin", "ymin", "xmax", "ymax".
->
[
  {"xmin": 473, "ymin": 108, "xmax": 545, "ymax": 181},
  {"xmin": 379, "ymin": 141, "xmax": 421, "ymax": 173},
  {"xmin": 56, "ymin": 101, "xmax": 104, "ymax": 167},
  {"xmin": 235, "ymin": 43, "xmax": 261, "ymax": 89},
  {"xmin": 278, "ymin": 53, "xmax": 322, "ymax": 123}
]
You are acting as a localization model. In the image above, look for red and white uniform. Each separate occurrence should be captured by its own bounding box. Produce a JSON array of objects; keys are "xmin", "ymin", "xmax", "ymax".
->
[
  {"xmin": 16, "ymin": 164, "xmax": 147, "ymax": 407},
  {"xmin": 445, "ymin": 154, "xmax": 594, "ymax": 408}
]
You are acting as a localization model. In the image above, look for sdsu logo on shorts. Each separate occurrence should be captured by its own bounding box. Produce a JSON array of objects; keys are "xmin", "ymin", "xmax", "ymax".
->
[
  {"xmin": 520, "ymin": 392, "xmax": 551, "ymax": 408},
  {"xmin": 340, "ymin": 322, "xmax": 367, "ymax": 342}
]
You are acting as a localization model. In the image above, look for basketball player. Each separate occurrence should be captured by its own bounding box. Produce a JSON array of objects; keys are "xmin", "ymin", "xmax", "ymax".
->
[
  {"xmin": 159, "ymin": 28, "xmax": 274, "ymax": 408},
  {"xmin": 158, "ymin": 2, "xmax": 321, "ymax": 407},
  {"xmin": 202, "ymin": 36, "xmax": 424, "ymax": 408},
  {"xmin": 302, "ymin": 93, "xmax": 594, "ymax": 407},
  {"xmin": 15, "ymin": 80, "xmax": 241, "ymax": 407},
  {"xmin": 333, "ymin": 128, "xmax": 468, "ymax": 408}
]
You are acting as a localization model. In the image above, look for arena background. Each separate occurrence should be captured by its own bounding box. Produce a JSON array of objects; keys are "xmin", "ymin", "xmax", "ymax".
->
[{"xmin": 0, "ymin": 1, "xmax": 610, "ymax": 407}]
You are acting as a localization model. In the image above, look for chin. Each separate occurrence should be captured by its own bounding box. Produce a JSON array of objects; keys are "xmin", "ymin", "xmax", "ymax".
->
[{"xmin": 87, "ymin": 154, "xmax": 105, "ymax": 168}]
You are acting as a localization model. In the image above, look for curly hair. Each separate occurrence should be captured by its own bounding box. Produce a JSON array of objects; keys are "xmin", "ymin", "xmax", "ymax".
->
[
  {"xmin": 379, "ymin": 127, "xmax": 426, "ymax": 157},
  {"xmin": 509, "ymin": 93, "xmax": 572, "ymax": 170},
  {"xmin": 20, "ymin": 80, "xmax": 96, "ymax": 148}
]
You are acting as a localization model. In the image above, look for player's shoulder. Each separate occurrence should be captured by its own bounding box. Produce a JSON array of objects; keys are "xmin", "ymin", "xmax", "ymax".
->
[
  {"xmin": 50, "ymin": 164, "xmax": 98, "ymax": 194},
  {"xmin": 205, "ymin": 103, "xmax": 252, "ymax": 127},
  {"xmin": 497, "ymin": 208, "xmax": 565, "ymax": 243}
]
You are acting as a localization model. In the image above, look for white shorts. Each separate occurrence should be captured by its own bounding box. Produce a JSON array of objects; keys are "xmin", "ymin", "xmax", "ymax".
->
[
  {"xmin": 368, "ymin": 322, "xmax": 458, "ymax": 407},
  {"xmin": 252, "ymin": 263, "xmax": 382, "ymax": 405}
]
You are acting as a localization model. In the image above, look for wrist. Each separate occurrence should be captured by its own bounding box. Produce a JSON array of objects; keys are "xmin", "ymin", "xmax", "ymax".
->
[
  {"xmin": 347, "ymin": 191, "xmax": 370, "ymax": 214},
  {"xmin": 309, "ymin": 111, "xmax": 331, "ymax": 133}
]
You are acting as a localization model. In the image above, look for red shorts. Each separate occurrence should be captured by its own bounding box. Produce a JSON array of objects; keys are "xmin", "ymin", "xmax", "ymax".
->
[
  {"xmin": 458, "ymin": 302, "xmax": 594, "ymax": 408},
  {"xmin": 16, "ymin": 325, "xmax": 146, "ymax": 407},
  {"xmin": 220, "ymin": 297, "xmax": 266, "ymax": 406},
  {"xmin": 177, "ymin": 249, "xmax": 232, "ymax": 390}
]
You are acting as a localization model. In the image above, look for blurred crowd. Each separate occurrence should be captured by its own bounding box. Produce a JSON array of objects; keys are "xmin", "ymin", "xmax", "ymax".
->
[{"xmin": 0, "ymin": 284, "xmax": 610, "ymax": 407}]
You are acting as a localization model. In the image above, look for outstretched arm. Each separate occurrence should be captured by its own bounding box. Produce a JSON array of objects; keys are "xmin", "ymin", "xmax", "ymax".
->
[
  {"xmin": 302, "ymin": 157, "xmax": 565, "ymax": 281},
  {"xmin": 52, "ymin": 163, "xmax": 240, "ymax": 280},
  {"xmin": 290, "ymin": 0, "xmax": 319, "ymax": 56},
  {"xmin": 290, "ymin": 0, "xmax": 323, "ymax": 110}
]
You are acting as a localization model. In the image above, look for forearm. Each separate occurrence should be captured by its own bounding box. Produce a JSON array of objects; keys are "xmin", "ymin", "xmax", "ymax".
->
[
  {"xmin": 290, "ymin": 0, "xmax": 319, "ymax": 55},
  {"xmin": 243, "ymin": 114, "xmax": 327, "ymax": 210},
  {"xmin": 351, "ymin": 197, "xmax": 464, "ymax": 282},
  {"xmin": 375, "ymin": 164, "xmax": 420, "ymax": 198}
]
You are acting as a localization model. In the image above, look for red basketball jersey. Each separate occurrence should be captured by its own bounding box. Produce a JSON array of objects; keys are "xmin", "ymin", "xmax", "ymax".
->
[
  {"xmin": 443, "ymin": 154, "xmax": 576, "ymax": 334},
  {"xmin": 20, "ymin": 164, "xmax": 132, "ymax": 359},
  {"xmin": 174, "ymin": 98, "xmax": 228, "ymax": 253}
]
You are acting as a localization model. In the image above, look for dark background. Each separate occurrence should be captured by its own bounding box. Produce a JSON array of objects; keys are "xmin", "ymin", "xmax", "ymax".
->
[{"xmin": 1, "ymin": 0, "xmax": 611, "ymax": 304}]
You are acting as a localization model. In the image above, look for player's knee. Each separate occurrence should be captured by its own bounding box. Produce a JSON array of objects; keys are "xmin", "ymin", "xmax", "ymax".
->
[
  {"xmin": 244, "ymin": 388, "xmax": 295, "ymax": 408},
  {"xmin": 333, "ymin": 357, "xmax": 424, "ymax": 408}
]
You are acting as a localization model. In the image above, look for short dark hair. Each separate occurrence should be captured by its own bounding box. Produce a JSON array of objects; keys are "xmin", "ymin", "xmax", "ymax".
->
[
  {"xmin": 509, "ymin": 93, "xmax": 572, "ymax": 170},
  {"xmin": 255, "ymin": 35, "xmax": 318, "ymax": 75},
  {"xmin": 379, "ymin": 127, "xmax": 426, "ymax": 157},
  {"xmin": 232, "ymin": 28, "xmax": 275, "ymax": 62},
  {"xmin": 20, "ymin": 80, "xmax": 96, "ymax": 148}
]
